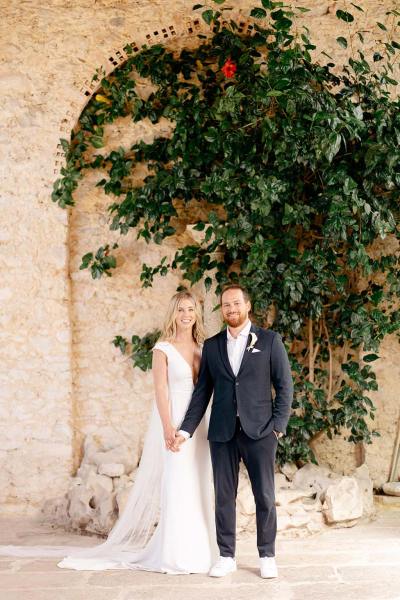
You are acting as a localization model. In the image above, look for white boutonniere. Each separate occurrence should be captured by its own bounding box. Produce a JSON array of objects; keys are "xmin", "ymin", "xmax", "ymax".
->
[{"xmin": 246, "ymin": 332, "xmax": 258, "ymax": 352}]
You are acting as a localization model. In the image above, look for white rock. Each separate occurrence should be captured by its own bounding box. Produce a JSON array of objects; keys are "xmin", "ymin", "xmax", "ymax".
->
[
  {"xmin": 127, "ymin": 469, "xmax": 137, "ymax": 483},
  {"xmin": 237, "ymin": 513, "xmax": 255, "ymax": 533},
  {"xmin": 292, "ymin": 463, "xmax": 340, "ymax": 497},
  {"xmin": 76, "ymin": 463, "xmax": 97, "ymax": 482},
  {"xmin": 285, "ymin": 504, "xmax": 308, "ymax": 517},
  {"xmin": 322, "ymin": 477, "xmax": 363, "ymax": 524},
  {"xmin": 67, "ymin": 485, "xmax": 95, "ymax": 528},
  {"xmin": 276, "ymin": 487, "xmax": 315, "ymax": 507},
  {"xmin": 113, "ymin": 474, "xmax": 131, "ymax": 491},
  {"xmin": 95, "ymin": 494, "xmax": 117, "ymax": 533},
  {"xmin": 302, "ymin": 497, "xmax": 323, "ymax": 512},
  {"xmin": 98, "ymin": 463, "xmax": 125, "ymax": 477},
  {"xmin": 306, "ymin": 513, "xmax": 325, "ymax": 534},
  {"xmin": 65, "ymin": 469, "xmax": 118, "ymax": 535},
  {"xmin": 85, "ymin": 471, "xmax": 114, "ymax": 495},
  {"xmin": 275, "ymin": 473, "xmax": 290, "ymax": 489},
  {"xmin": 290, "ymin": 512, "xmax": 311, "ymax": 528},
  {"xmin": 382, "ymin": 482, "xmax": 400, "ymax": 497},
  {"xmin": 280, "ymin": 463, "xmax": 298, "ymax": 481},
  {"xmin": 353, "ymin": 464, "xmax": 375, "ymax": 516},
  {"xmin": 277, "ymin": 515, "xmax": 292, "ymax": 531},
  {"xmin": 88, "ymin": 447, "xmax": 137, "ymax": 475}
]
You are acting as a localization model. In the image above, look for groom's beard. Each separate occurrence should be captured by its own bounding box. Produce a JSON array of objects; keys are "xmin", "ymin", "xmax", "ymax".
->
[{"xmin": 225, "ymin": 312, "xmax": 248, "ymax": 328}]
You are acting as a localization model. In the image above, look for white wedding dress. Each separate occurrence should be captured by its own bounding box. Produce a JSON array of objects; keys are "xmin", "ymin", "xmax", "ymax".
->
[{"xmin": 0, "ymin": 341, "xmax": 218, "ymax": 574}]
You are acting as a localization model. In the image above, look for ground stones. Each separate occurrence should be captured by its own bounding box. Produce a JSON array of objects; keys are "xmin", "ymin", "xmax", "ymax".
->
[{"xmin": 42, "ymin": 433, "xmax": 375, "ymax": 539}]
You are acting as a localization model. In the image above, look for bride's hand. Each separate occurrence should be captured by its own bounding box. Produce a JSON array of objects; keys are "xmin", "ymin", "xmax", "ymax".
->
[
  {"xmin": 171, "ymin": 435, "xmax": 186, "ymax": 453},
  {"xmin": 163, "ymin": 424, "xmax": 176, "ymax": 450}
]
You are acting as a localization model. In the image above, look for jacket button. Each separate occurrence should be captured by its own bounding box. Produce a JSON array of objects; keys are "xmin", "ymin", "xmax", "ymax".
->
[{"xmin": 236, "ymin": 382, "xmax": 239, "ymax": 386}]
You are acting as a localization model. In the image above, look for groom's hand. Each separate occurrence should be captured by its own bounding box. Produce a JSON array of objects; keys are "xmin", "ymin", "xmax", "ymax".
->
[{"xmin": 170, "ymin": 434, "xmax": 186, "ymax": 452}]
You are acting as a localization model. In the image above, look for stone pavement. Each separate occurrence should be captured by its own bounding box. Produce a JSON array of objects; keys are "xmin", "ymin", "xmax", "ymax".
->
[{"xmin": 0, "ymin": 504, "xmax": 399, "ymax": 600}]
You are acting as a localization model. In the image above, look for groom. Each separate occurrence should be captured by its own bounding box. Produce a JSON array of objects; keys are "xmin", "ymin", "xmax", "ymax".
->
[{"xmin": 173, "ymin": 284, "xmax": 293, "ymax": 579}]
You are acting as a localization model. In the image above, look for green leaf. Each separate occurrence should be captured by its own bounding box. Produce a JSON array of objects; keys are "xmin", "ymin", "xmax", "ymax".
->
[
  {"xmin": 363, "ymin": 354, "xmax": 380, "ymax": 363},
  {"xmin": 212, "ymin": 0, "xmax": 226, "ymax": 4},
  {"xmin": 336, "ymin": 9, "xmax": 354, "ymax": 22},
  {"xmin": 193, "ymin": 221, "xmax": 206, "ymax": 231},
  {"xmin": 192, "ymin": 3, "xmax": 203, "ymax": 9},
  {"xmin": 60, "ymin": 138, "xmax": 70, "ymax": 153},
  {"xmin": 201, "ymin": 9, "xmax": 214, "ymax": 24},
  {"xmin": 204, "ymin": 126, "xmax": 219, "ymax": 143},
  {"xmin": 90, "ymin": 135, "xmax": 104, "ymax": 148},
  {"xmin": 336, "ymin": 36, "xmax": 348, "ymax": 49},
  {"xmin": 324, "ymin": 131, "xmax": 341, "ymax": 162},
  {"xmin": 377, "ymin": 22, "xmax": 387, "ymax": 31},
  {"xmin": 266, "ymin": 90, "xmax": 284, "ymax": 96},
  {"xmin": 204, "ymin": 276, "xmax": 213, "ymax": 291},
  {"xmin": 272, "ymin": 16, "xmax": 292, "ymax": 30},
  {"xmin": 350, "ymin": 3, "xmax": 364, "ymax": 11},
  {"xmin": 261, "ymin": 0, "xmax": 276, "ymax": 7},
  {"xmin": 250, "ymin": 7, "xmax": 267, "ymax": 19}
]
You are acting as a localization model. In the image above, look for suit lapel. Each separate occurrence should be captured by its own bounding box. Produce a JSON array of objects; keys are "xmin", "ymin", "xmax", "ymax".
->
[
  {"xmin": 237, "ymin": 323, "xmax": 258, "ymax": 376},
  {"xmin": 217, "ymin": 329, "xmax": 236, "ymax": 379}
]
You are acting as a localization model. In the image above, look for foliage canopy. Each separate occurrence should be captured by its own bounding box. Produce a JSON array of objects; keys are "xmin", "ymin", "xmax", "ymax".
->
[{"xmin": 53, "ymin": 1, "xmax": 400, "ymax": 465}]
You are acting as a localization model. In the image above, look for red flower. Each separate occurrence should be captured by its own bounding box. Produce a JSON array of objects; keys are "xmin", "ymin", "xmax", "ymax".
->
[{"xmin": 221, "ymin": 58, "xmax": 237, "ymax": 78}]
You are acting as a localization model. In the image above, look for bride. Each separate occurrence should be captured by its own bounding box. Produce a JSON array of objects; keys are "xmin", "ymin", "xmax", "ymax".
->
[{"xmin": 0, "ymin": 290, "xmax": 218, "ymax": 573}]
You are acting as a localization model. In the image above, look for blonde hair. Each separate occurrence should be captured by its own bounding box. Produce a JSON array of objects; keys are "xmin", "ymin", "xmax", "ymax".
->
[{"xmin": 160, "ymin": 290, "xmax": 205, "ymax": 344}]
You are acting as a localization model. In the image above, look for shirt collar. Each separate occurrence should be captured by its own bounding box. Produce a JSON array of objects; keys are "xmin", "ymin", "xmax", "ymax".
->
[{"xmin": 226, "ymin": 320, "xmax": 252, "ymax": 341}]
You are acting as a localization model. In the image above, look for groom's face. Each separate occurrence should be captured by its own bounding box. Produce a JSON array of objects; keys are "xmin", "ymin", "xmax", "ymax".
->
[{"xmin": 221, "ymin": 289, "xmax": 251, "ymax": 328}]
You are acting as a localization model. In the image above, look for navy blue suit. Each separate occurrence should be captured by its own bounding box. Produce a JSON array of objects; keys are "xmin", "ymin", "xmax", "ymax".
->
[{"xmin": 180, "ymin": 323, "xmax": 294, "ymax": 557}]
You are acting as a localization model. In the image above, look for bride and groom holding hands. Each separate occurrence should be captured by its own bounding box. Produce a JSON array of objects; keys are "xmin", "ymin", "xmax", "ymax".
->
[
  {"xmin": 127, "ymin": 283, "xmax": 293, "ymax": 578},
  {"xmin": 0, "ymin": 284, "xmax": 294, "ymax": 580}
]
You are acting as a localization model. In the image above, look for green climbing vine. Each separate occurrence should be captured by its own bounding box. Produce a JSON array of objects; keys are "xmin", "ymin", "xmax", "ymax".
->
[{"xmin": 52, "ymin": 1, "xmax": 400, "ymax": 465}]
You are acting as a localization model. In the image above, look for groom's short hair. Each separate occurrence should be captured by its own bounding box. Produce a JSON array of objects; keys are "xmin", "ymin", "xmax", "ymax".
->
[{"xmin": 220, "ymin": 284, "xmax": 251, "ymax": 303}]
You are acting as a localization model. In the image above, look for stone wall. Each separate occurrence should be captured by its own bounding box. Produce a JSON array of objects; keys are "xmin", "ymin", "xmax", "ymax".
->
[{"xmin": 1, "ymin": 0, "xmax": 399, "ymax": 513}]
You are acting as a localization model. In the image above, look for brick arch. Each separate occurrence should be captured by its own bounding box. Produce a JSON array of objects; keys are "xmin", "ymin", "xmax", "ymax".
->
[{"xmin": 53, "ymin": 13, "xmax": 256, "ymax": 176}]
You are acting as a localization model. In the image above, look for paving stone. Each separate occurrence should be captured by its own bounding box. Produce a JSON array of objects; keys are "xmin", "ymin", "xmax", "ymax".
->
[
  {"xmin": 121, "ymin": 584, "xmax": 289, "ymax": 600},
  {"xmin": 337, "ymin": 565, "xmax": 400, "ymax": 583},
  {"xmin": 18, "ymin": 559, "xmax": 68, "ymax": 572},
  {"xmin": 290, "ymin": 581, "xmax": 400, "ymax": 600},
  {"xmin": 88, "ymin": 570, "xmax": 210, "ymax": 587},
  {"xmin": 1, "ymin": 590, "xmax": 123, "ymax": 600},
  {"xmin": 0, "ymin": 571, "xmax": 89, "ymax": 590},
  {"xmin": 0, "ymin": 509, "xmax": 399, "ymax": 600},
  {"xmin": 233, "ymin": 564, "xmax": 338, "ymax": 584}
]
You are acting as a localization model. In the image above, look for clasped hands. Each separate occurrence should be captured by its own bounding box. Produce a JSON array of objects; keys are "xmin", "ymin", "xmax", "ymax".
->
[
  {"xmin": 163, "ymin": 426, "xmax": 186, "ymax": 452},
  {"xmin": 164, "ymin": 426, "xmax": 282, "ymax": 450}
]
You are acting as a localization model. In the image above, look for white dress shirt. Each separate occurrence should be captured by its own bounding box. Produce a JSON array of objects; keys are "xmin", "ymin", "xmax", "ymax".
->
[
  {"xmin": 226, "ymin": 319, "xmax": 251, "ymax": 376},
  {"xmin": 178, "ymin": 321, "xmax": 251, "ymax": 439}
]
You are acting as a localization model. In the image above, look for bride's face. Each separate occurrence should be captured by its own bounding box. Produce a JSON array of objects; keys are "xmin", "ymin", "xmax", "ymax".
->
[{"xmin": 175, "ymin": 298, "xmax": 196, "ymax": 333}]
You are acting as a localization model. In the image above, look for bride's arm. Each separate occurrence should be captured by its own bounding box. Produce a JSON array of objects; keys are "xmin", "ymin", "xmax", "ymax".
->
[
  {"xmin": 152, "ymin": 349, "xmax": 175, "ymax": 450},
  {"xmin": 179, "ymin": 341, "xmax": 214, "ymax": 436}
]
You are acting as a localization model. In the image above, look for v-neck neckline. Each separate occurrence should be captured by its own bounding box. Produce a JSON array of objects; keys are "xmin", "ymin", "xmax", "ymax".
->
[{"xmin": 167, "ymin": 342, "xmax": 196, "ymax": 382}]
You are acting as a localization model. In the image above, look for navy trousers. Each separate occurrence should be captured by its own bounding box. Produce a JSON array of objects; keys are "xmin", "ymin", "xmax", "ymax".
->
[{"xmin": 209, "ymin": 418, "xmax": 278, "ymax": 558}]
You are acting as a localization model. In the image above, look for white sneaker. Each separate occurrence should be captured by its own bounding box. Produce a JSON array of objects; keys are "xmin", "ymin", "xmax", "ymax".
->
[
  {"xmin": 260, "ymin": 556, "xmax": 278, "ymax": 578},
  {"xmin": 209, "ymin": 556, "xmax": 237, "ymax": 577}
]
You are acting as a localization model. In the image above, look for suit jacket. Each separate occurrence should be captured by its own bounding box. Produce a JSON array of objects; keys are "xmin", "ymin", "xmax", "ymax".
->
[{"xmin": 180, "ymin": 323, "xmax": 294, "ymax": 442}]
